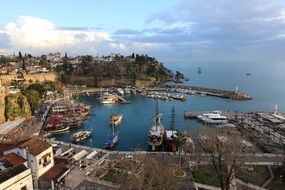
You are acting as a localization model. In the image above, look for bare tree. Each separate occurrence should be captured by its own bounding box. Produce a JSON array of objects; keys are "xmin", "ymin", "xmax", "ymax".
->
[
  {"xmin": 197, "ymin": 127, "xmax": 255, "ymax": 190},
  {"xmin": 121, "ymin": 155, "xmax": 181, "ymax": 190}
]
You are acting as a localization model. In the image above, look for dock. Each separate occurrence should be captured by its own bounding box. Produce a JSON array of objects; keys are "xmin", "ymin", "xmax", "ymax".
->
[
  {"xmin": 164, "ymin": 85, "xmax": 251, "ymax": 100},
  {"xmin": 117, "ymin": 95, "xmax": 130, "ymax": 104}
]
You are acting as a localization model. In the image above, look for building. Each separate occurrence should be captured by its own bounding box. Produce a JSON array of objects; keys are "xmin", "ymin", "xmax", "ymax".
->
[
  {"xmin": 0, "ymin": 155, "xmax": 33, "ymax": 190},
  {"xmin": 4, "ymin": 138, "xmax": 54, "ymax": 188},
  {"xmin": 2, "ymin": 137, "xmax": 69, "ymax": 189}
]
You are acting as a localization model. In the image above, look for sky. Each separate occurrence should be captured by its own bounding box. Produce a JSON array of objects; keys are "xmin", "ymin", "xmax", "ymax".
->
[{"xmin": 1, "ymin": 0, "xmax": 285, "ymax": 63}]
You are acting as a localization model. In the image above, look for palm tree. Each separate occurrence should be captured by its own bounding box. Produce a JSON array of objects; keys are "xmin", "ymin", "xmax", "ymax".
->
[
  {"xmin": 175, "ymin": 131, "xmax": 187, "ymax": 148},
  {"xmin": 175, "ymin": 131, "xmax": 187, "ymax": 167}
]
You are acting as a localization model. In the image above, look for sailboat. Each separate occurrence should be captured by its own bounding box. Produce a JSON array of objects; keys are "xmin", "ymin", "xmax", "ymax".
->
[
  {"xmin": 148, "ymin": 100, "xmax": 165, "ymax": 151},
  {"xmin": 164, "ymin": 106, "xmax": 178, "ymax": 152},
  {"xmin": 105, "ymin": 122, "xmax": 119, "ymax": 149}
]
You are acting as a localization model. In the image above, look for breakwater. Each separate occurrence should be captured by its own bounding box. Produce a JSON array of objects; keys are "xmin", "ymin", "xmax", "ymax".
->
[{"xmin": 163, "ymin": 85, "xmax": 251, "ymax": 100}]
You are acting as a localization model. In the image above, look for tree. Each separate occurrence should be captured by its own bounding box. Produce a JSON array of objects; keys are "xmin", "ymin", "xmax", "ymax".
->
[
  {"xmin": 22, "ymin": 60, "xmax": 26, "ymax": 71},
  {"xmin": 121, "ymin": 155, "xmax": 181, "ymax": 190},
  {"xmin": 175, "ymin": 131, "xmax": 187, "ymax": 148},
  {"xmin": 18, "ymin": 51, "xmax": 23, "ymax": 60},
  {"xmin": 25, "ymin": 90, "xmax": 40, "ymax": 114},
  {"xmin": 197, "ymin": 128, "xmax": 255, "ymax": 190}
]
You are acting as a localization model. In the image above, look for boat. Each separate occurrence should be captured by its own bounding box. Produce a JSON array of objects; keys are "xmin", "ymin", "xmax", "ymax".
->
[
  {"xmin": 109, "ymin": 113, "xmax": 123, "ymax": 126},
  {"xmin": 116, "ymin": 88, "xmax": 124, "ymax": 96},
  {"xmin": 148, "ymin": 100, "xmax": 165, "ymax": 151},
  {"xmin": 64, "ymin": 118, "xmax": 83, "ymax": 128},
  {"xmin": 246, "ymin": 73, "xmax": 251, "ymax": 76},
  {"xmin": 98, "ymin": 92, "xmax": 117, "ymax": 104},
  {"xmin": 185, "ymin": 77, "xmax": 190, "ymax": 81},
  {"xmin": 105, "ymin": 123, "xmax": 119, "ymax": 149},
  {"xmin": 51, "ymin": 104, "xmax": 67, "ymax": 114},
  {"xmin": 197, "ymin": 111, "xmax": 228, "ymax": 124},
  {"xmin": 71, "ymin": 130, "xmax": 92, "ymax": 142},
  {"xmin": 131, "ymin": 87, "xmax": 137, "ymax": 95},
  {"xmin": 46, "ymin": 125, "xmax": 70, "ymax": 134},
  {"xmin": 164, "ymin": 106, "xmax": 178, "ymax": 152},
  {"xmin": 198, "ymin": 67, "xmax": 202, "ymax": 74},
  {"xmin": 124, "ymin": 87, "xmax": 131, "ymax": 94}
]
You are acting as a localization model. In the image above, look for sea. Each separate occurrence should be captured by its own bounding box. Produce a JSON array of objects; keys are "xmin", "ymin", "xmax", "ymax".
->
[{"xmin": 54, "ymin": 61, "xmax": 285, "ymax": 151}]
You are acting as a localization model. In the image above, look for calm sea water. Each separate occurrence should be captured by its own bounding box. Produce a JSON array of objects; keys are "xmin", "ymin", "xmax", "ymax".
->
[{"xmin": 54, "ymin": 62, "xmax": 285, "ymax": 150}]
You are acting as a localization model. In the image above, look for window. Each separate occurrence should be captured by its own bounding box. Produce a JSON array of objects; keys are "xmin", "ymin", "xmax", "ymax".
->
[
  {"xmin": 21, "ymin": 186, "xmax": 27, "ymax": 190},
  {"xmin": 39, "ymin": 159, "xmax": 42, "ymax": 165}
]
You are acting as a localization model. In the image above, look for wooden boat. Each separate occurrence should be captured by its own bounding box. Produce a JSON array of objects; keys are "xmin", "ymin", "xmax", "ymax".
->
[
  {"xmin": 71, "ymin": 131, "xmax": 92, "ymax": 142},
  {"xmin": 109, "ymin": 113, "xmax": 123, "ymax": 126}
]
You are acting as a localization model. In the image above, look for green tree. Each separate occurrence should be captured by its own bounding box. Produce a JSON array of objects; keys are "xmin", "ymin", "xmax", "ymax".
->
[
  {"xmin": 25, "ymin": 90, "xmax": 40, "ymax": 114},
  {"xmin": 175, "ymin": 131, "xmax": 187, "ymax": 148}
]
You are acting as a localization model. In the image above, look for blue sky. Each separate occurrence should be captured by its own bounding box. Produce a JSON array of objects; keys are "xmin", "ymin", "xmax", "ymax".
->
[{"xmin": 1, "ymin": 0, "xmax": 285, "ymax": 63}]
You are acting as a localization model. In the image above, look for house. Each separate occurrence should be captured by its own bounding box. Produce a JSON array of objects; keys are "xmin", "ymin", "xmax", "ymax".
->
[
  {"xmin": 4, "ymin": 138, "xmax": 54, "ymax": 188},
  {"xmin": 0, "ymin": 155, "xmax": 33, "ymax": 190},
  {"xmin": 3, "ymin": 138, "xmax": 69, "ymax": 189},
  {"xmin": 7, "ymin": 86, "xmax": 21, "ymax": 94}
]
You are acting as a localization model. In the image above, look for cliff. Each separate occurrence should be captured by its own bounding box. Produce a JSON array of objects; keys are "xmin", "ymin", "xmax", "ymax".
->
[
  {"xmin": 57, "ymin": 55, "xmax": 173, "ymax": 87},
  {"xmin": 5, "ymin": 93, "xmax": 31, "ymax": 121},
  {"xmin": 0, "ymin": 85, "xmax": 5, "ymax": 123}
]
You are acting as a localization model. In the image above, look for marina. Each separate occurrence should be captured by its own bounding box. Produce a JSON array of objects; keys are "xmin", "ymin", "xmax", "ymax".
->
[{"xmin": 70, "ymin": 83, "xmax": 251, "ymax": 102}]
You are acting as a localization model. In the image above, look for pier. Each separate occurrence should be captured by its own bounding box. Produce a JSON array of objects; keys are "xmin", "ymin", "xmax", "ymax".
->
[
  {"xmin": 162, "ymin": 85, "xmax": 251, "ymax": 100},
  {"xmin": 116, "ymin": 95, "xmax": 130, "ymax": 104}
]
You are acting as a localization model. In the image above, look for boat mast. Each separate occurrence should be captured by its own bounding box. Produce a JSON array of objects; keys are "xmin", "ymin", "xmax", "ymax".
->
[
  {"xmin": 170, "ymin": 106, "xmax": 175, "ymax": 130},
  {"xmin": 155, "ymin": 100, "xmax": 159, "ymax": 130}
]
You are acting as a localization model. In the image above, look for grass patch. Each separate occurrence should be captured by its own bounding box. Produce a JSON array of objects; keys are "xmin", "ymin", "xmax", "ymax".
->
[
  {"xmin": 102, "ymin": 169, "xmax": 127, "ymax": 184},
  {"xmin": 268, "ymin": 166, "xmax": 285, "ymax": 190},
  {"xmin": 113, "ymin": 160, "xmax": 134, "ymax": 170},
  {"xmin": 236, "ymin": 165, "xmax": 270, "ymax": 186},
  {"xmin": 192, "ymin": 165, "xmax": 222, "ymax": 187}
]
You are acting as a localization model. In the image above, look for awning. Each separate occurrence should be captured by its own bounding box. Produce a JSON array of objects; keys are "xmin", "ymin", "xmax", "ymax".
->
[
  {"xmin": 72, "ymin": 150, "xmax": 88, "ymax": 161},
  {"xmin": 85, "ymin": 150, "xmax": 98, "ymax": 159}
]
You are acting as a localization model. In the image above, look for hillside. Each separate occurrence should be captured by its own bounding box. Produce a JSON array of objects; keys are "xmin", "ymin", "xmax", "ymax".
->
[{"xmin": 57, "ymin": 54, "xmax": 173, "ymax": 87}]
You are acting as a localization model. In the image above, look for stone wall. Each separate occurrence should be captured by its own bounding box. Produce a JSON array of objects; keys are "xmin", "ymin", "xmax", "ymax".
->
[{"xmin": 0, "ymin": 72, "xmax": 57, "ymax": 85}]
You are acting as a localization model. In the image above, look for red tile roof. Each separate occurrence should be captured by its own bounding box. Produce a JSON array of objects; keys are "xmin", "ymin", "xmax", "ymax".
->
[
  {"xmin": 4, "ymin": 153, "xmax": 26, "ymax": 165},
  {"xmin": 19, "ymin": 138, "xmax": 52, "ymax": 156},
  {"xmin": 39, "ymin": 162, "xmax": 69, "ymax": 181},
  {"xmin": 0, "ymin": 139, "xmax": 31, "ymax": 156}
]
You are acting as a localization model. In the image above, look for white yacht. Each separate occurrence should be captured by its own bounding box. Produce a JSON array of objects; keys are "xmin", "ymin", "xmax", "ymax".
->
[
  {"xmin": 124, "ymin": 87, "xmax": 131, "ymax": 94},
  {"xmin": 197, "ymin": 111, "xmax": 228, "ymax": 124},
  {"xmin": 116, "ymin": 88, "xmax": 124, "ymax": 96},
  {"xmin": 98, "ymin": 92, "xmax": 116, "ymax": 104}
]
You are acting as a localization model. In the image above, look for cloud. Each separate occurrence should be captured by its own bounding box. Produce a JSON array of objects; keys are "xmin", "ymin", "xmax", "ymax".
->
[
  {"xmin": 112, "ymin": 0, "xmax": 285, "ymax": 62},
  {"xmin": 0, "ymin": 15, "xmax": 154, "ymax": 56},
  {"xmin": 2, "ymin": 1, "xmax": 285, "ymax": 63}
]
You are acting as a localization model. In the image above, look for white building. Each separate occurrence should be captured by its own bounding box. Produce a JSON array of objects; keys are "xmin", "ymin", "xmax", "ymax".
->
[
  {"xmin": 0, "ymin": 155, "xmax": 33, "ymax": 190},
  {"xmin": 4, "ymin": 138, "xmax": 54, "ymax": 188}
]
